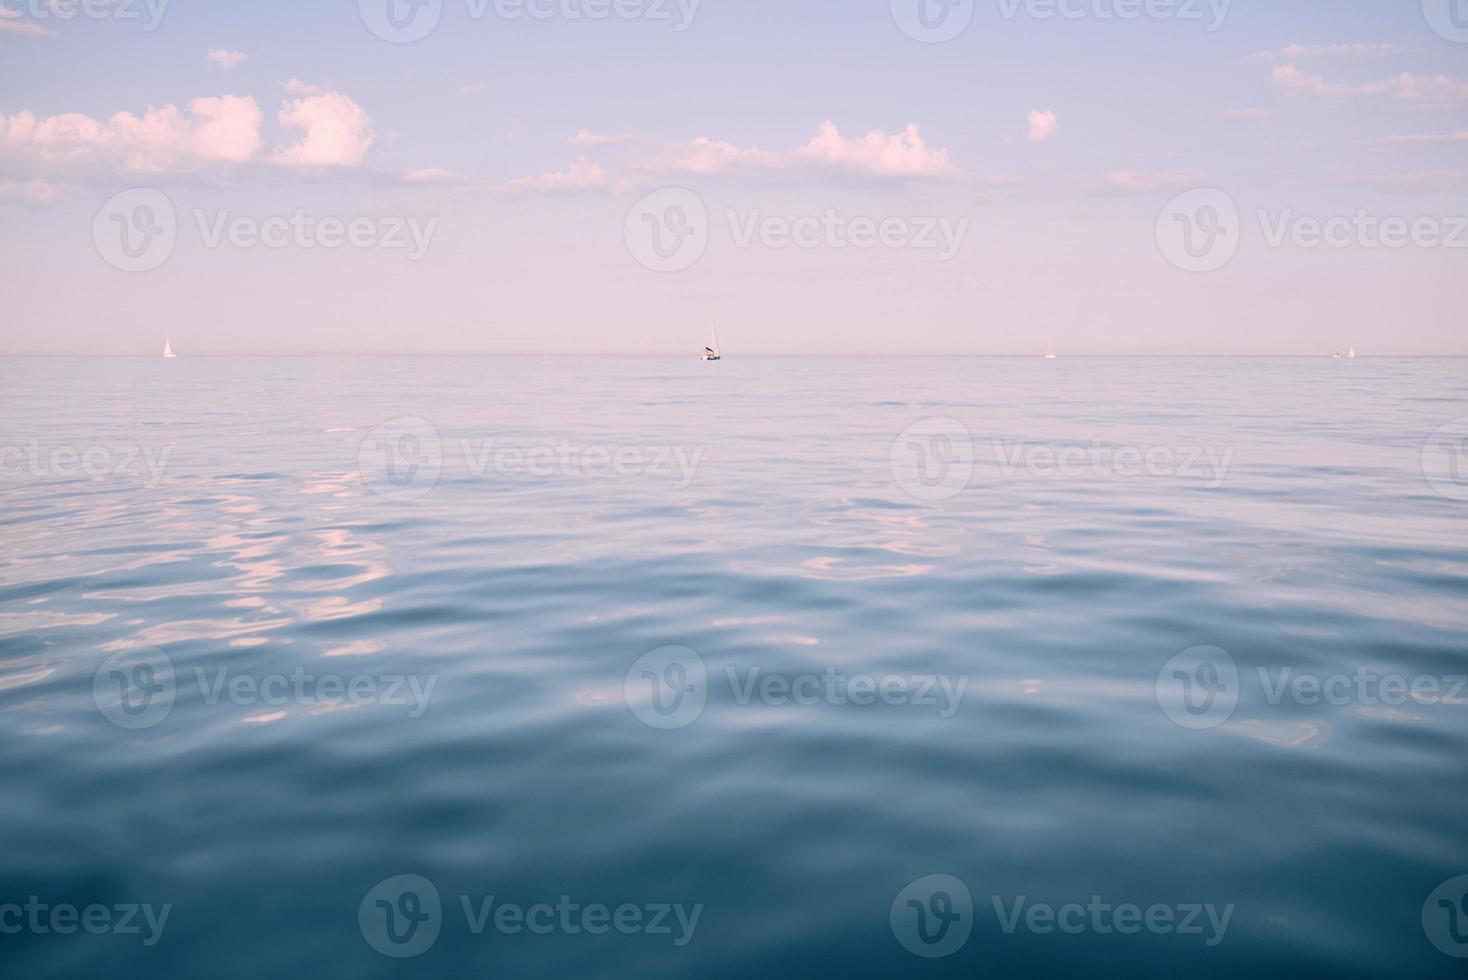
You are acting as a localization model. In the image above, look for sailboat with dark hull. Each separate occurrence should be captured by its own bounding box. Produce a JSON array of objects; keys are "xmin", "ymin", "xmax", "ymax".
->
[{"xmin": 701, "ymin": 321, "xmax": 721, "ymax": 362}]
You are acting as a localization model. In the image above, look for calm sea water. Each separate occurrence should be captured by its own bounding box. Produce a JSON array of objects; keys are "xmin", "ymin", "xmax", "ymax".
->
[{"xmin": 2, "ymin": 357, "xmax": 1466, "ymax": 978}]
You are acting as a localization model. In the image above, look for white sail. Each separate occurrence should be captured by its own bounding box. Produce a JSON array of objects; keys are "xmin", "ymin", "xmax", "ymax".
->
[
  {"xmin": 1348, "ymin": 347, "xmax": 1357, "ymax": 359},
  {"xmin": 163, "ymin": 340, "xmax": 177, "ymax": 358},
  {"xmin": 710, "ymin": 320, "xmax": 720, "ymax": 357}
]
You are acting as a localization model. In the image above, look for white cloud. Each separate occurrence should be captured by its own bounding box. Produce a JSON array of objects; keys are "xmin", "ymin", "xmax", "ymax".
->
[
  {"xmin": 793, "ymin": 122, "xmax": 957, "ymax": 177},
  {"xmin": 281, "ymin": 78, "xmax": 327, "ymax": 97},
  {"xmin": 457, "ymin": 83, "xmax": 488, "ymax": 98},
  {"xmin": 1252, "ymin": 42, "xmax": 1411, "ymax": 61},
  {"xmin": 1273, "ymin": 65, "xmax": 1468, "ymax": 107},
  {"xmin": 273, "ymin": 91, "xmax": 374, "ymax": 167},
  {"xmin": 0, "ymin": 4, "xmax": 56, "ymax": 37},
  {"xmin": 403, "ymin": 167, "xmax": 463, "ymax": 183},
  {"xmin": 1094, "ymin": 170, "xmax": 1208, "ymax": 193},
  {"xmin": 658, "ymin": 121, "xmax": 957, "ymax": 179},
  {"xmin": 1340, "ymin": 171, "xmax": 1468, "ymax": 192},
  {"xmin": 1374, "ymin": 131, "xmax": 1468, "ymax": 144},
  {"xmin": 1027, "ymin": 109, "xmax": 1057, "ymax": 142},
  {"xmin": 1219, "ymin": 107, "xmax": 1272, "ymax": 120},
  {"xmin": 0, "ymin": 178, "xmax": 61, "ymax": 205},
  {"xmin": 0, "ymin": 95, "xmax": 263, "ymax": 172},
  {"xmin": 568, "ymin": 128, "xmax": 635, "ymax": 146},
  {"xmin": 504, "ymin": 157, "xmax": 609, "ymax": 191},
  {"xmin": 208, "ymin": 49, "xmax": 247, "ymax": 71}
]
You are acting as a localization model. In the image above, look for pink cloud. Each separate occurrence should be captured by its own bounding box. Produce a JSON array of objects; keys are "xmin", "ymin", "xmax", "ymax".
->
[
  {"xmin": 504, "ymin": 157, "xmax": 610, "ymax": 191},
  {"xmin": 1027, "ymin": 110, "xmax": 1057, "ymax": 142},
  {"xmin": 273, "ymin": 91, "xmax": 374, "ymax": 167},
  {"xmin": 1273, "ymin": 65, "xmax": 1468, "ymax": 107},
  {"xmin": 660, "ymin": 121, "xmax": 958, "ymax": 179}
]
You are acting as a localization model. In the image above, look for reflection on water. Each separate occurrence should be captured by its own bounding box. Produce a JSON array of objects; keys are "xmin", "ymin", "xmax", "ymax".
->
[{"xmin": 1, "ymin": 356, "xmax": 1466, "ymax": 979}]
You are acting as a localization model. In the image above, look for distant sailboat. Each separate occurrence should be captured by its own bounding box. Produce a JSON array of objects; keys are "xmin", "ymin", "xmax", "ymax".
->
[
  {"xmin": 1044, "ymin": 339, "xmax": 1058, "ymax": 359},
  {"xmin": 163, "ymin": 340, "xmax": 178, "ymax": 359},
  {"xmin": 701, "ymin": 320, "xmax": 721, "ymax": 362},
  {"xmin": 1332, "ymin": 351, "xmax": 1342, "ymax": 359},
  {"xmin": 1347, "ymin": 347, "xmax": 1357, "ymax": 359}
]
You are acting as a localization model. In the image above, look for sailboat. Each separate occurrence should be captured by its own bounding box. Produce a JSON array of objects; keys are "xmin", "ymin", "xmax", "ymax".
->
[
  {"xmin": 1347, "ymin": 348, "xmax": 1357, "ymax": 359},
  {"xmin": 701, "ymin": 320, "xmax": 721, "ymax": 362},
  {"xmin": 163, "ymin": 340, "xmax": 178, "ymax": 359},
  {"xmin": 1044, "ymin": 339, "xmax": 1058, "ymax": 359}
]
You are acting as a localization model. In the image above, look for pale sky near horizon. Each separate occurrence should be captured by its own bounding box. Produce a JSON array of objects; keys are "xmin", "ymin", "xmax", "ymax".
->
[{"xmin": 1, "ymin": 0, "xmax": 1466, "ymax": 355}]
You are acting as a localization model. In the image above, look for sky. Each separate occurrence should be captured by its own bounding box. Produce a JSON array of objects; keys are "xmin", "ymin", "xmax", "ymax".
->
[{"xmin": 1, "ymin": 0, "xmax": 1465, "ymax": 355}]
